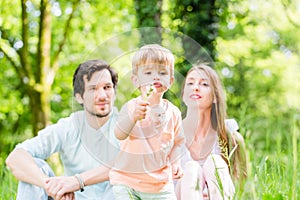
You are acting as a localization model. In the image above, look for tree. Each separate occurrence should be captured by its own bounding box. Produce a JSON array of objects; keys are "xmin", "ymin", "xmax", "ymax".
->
[
  {"xmin": 0, "ymin": 0, "xmax": 80, "ymax": 135},
  {"xmin": 134, "ymin": 0, "xmax": 163, "ymax": 44},
  {"xmin": 168, "ymin": 0, "xmax": 228, "ymax": 74}
]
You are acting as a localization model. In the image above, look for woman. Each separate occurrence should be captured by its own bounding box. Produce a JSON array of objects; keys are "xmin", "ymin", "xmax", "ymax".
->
[{"xmin": 176, "ymin": 64, "xmax": 247, "ymax": 200}]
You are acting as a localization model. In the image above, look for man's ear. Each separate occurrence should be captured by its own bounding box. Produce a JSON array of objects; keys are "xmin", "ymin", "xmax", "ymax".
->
[
  {"xmin": 131, "ymin": 75, "xmax": 139, "ymax": 88},
  {"xmin": 75, "ymin": 93, "xmax": 83, "ymax": 104}
]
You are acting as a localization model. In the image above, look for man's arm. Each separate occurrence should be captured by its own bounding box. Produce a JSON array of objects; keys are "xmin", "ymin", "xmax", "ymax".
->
[
  {"xmin": 5, "ymin": 148, "xmax": 48, "ymax": 188},
  {"xmin": 45, "ymin": 165, "xmax": 111, "ymax": 199}
]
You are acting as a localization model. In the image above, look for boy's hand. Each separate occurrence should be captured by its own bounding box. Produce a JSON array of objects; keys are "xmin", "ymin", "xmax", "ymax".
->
[
  {"xmin": 172, "ymin": 163, "xmax": 184, "ymax": 180},
  {"xmin": 133, "ymin": 100, "xmax": 149, "ymax": 122}
]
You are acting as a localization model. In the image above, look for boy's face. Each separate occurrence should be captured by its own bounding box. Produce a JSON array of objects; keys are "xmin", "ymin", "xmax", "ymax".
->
[{"xmin": 133, "ymin": 64, "xmax": 174, "ymax": 95}]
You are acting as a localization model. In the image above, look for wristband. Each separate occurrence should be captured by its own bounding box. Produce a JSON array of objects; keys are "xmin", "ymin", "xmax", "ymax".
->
[{"xmin": 74, "ymin": 174, "xmax": 84, "ymax": 192}]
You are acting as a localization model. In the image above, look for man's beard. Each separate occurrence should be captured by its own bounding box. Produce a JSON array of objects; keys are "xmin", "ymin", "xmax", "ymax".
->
[{"xmin": 86, "ymin": 108, "xmax": 111, "ymax": 118}]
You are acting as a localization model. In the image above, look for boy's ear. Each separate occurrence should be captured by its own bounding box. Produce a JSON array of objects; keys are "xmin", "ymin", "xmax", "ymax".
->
[
  {"xmin": 169, "ymin": 76, "xmax": 174, "ymax": 86},
  {"xmin": 131, "ymin": 75, "xmax": 139, "ymax": 87},
  {"xmin": 75, "ymin": 93, "xmax": 83, "ymax": 104}
]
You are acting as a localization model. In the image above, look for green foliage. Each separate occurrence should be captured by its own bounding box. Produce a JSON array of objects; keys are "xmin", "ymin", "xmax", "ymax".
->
[
  {"xmin": 0, "ymin": 0, "xmax": 136, "ymax": 153},
  {"xmin": 215, "ymin": 0, "xmax": 300, "ymax": 134},
  {"xmin": 134, "ymin": 0, "xmax": 163, "ymax": 44},
  {"xmin": 0, "ymin": 155, "xmax": 17, "ymax": 199},
  {"xmin": 1, "ymin": 0, "xmax": 300, "ymax": 199},
  {"xmin": 167, "ymin": 0, "xmax": 228, "ymax": 58}
]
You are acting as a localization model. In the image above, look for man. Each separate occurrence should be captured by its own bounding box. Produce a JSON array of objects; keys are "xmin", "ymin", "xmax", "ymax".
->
[{"xmin": 6, "ymin": 60, "xmax": 120, "ymax": 200}]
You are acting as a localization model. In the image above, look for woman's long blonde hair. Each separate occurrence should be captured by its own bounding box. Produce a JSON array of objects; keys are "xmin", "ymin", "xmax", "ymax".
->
[
  {"xmin": 184, "ymin": 63, "xmax": 248, "ymax": 183},
  {"xmin": 184, "ymin": 63, "xmax": 229, "ymax": 161}
]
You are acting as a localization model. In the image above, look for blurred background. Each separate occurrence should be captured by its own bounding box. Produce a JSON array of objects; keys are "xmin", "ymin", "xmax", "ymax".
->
[{"xmin": 0, "ymin": 0, "xmax": 299, "ymax": 199}]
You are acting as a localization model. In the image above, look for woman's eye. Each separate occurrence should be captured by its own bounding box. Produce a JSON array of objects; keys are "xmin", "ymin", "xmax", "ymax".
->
[{"xmin": 187, "ymin": 82, "xmax": 193, "ymax": 86}]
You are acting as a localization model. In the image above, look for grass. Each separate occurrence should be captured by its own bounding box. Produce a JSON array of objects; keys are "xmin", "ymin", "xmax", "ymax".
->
[
  {"xmin": 233, "ymin": 112, "xmax": 300, "ymax": 200},
  {"xmin": 0, "ymin": 157, "xmax": 17, "ymax": 199},
  {"xmin": 0, "ymin": 114, "xmax": 299, "ymax": 199}
]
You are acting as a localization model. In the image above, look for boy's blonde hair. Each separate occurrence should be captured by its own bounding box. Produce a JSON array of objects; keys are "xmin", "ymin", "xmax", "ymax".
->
[{"xmin": 132, "ymin": 44, "xmax": 174, "ymax": 76}]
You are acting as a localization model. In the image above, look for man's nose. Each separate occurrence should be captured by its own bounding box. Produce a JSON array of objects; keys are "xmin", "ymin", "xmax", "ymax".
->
[{"xmin": 95, "ymin": 88, "xmax": 107, "ymax": 99}]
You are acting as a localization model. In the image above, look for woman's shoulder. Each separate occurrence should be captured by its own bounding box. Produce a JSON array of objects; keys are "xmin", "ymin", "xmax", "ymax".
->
[
  {"xmin": 225, "ymin": 118, "xmax": 239, "ymax": 133},
  {"xmin": 225, "ymin": 118, "xmax": 245, "ymax": 144}
]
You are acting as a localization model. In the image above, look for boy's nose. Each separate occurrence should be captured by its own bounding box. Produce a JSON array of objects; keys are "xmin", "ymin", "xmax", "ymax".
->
[{"xmin": 153, "ymin": 72, "xmax": 160, "ymax": 80}]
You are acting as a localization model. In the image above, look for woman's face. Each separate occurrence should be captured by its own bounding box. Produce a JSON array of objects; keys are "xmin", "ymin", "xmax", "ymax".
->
[{"xmin": 182, "ymin": 69, "xmax": 214, "ymax": 109}]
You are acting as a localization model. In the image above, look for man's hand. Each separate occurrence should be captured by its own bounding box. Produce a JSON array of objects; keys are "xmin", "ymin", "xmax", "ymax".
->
[
  {"xmin": 45, "ymin": 176, "xmax": 79, "ymax": 200},
  {"xmin": 59, "ymin": 192, "xmax": 75, "ymax": 200}
]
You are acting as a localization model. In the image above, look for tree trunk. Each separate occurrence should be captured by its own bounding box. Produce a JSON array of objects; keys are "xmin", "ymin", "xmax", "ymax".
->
[
  {"xmin": 169, "ymin": 0, "xmax": 228, "ymax": 75},
  {"xmin": 28, "ymin": 87, "xmax": 51, "ymax": 134},
  {"xmin": 1, "ymin": 0, "xmax": 79, "ymax": 136},
  {"xmin": 26, "ymin": 0, "xmax": 53, "ymax": 135},
  {"xmin": 170, "ymin": 0, "xmax": 220, "ymax": 58},
  {"xmin": 134, "ymin": 0, "xmax": 163, "ymax": 44}
]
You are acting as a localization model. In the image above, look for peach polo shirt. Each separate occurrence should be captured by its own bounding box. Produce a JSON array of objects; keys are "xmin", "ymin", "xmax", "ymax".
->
[{"xmin": 110, "ymin": 97, "xmax": 185, "ymax": 193}]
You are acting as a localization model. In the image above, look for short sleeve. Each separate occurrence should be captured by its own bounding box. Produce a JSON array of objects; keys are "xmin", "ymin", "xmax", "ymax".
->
[{"xmin": 15, "ymin": 114, "xmax": 78, "ymax": 159}]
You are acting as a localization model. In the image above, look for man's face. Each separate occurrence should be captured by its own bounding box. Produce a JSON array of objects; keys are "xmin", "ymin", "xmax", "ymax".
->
[{"xmin": 78, "ymin": 69, "xmax": 116, "ymax": 118}]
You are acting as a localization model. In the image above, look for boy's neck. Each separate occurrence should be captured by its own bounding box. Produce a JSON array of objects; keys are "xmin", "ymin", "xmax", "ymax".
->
[{"xmin": 147, "ymin": 93, "xmax": 164, "ymax": 106}]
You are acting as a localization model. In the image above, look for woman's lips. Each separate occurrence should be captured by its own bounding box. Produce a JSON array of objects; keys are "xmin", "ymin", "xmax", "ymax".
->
[{"xmin": 190, "ymin": 94, "xmax": 202, "ymax": 99}]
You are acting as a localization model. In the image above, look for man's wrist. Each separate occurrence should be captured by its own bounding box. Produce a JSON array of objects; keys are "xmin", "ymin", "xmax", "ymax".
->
[{"xmin": 74, "ymin": 174, "xmax": 85, "ymax": 192}]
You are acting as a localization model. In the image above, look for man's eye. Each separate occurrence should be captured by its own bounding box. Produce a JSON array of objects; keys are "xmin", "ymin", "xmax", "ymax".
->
[{"xmin": 104, "ymin": 85, "xmax": 112, "ymax": 90}]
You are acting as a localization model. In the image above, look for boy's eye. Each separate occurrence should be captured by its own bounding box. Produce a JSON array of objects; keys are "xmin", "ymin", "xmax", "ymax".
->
[
  {"xmin": 159, "ymin": 71, "xmax": 168, "ymax": 75},
  {"xmin": 144, "ymin": 71, "xmax": 152, "ymax": 75}
]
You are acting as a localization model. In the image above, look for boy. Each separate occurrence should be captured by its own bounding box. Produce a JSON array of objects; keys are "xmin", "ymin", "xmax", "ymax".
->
[{"xmin": 109, "ymin": 44, "xmax": 185, "ymax": 199}]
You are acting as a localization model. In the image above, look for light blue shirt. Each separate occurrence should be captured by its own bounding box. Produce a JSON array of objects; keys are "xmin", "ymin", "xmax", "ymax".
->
[{"xmin": 17, "ymin": 107, "xmax": 119, "ymax": 200}]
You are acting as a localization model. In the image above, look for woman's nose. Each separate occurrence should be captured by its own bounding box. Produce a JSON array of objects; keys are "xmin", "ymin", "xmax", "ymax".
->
[{"xmin": 192, "ymin": 84, "xmax": 199, "ymax": 91}]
